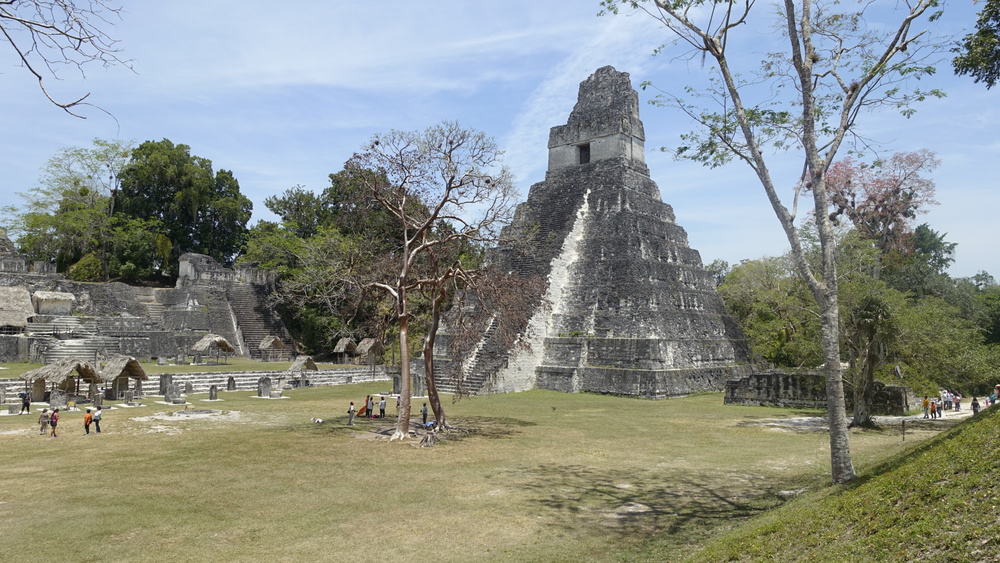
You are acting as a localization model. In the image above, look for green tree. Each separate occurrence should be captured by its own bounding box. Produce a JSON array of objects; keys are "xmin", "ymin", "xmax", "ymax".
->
[
  {"xmin": 3, "ymin": 138, "xmax": 133, "ymax": 274},
  {"xmin": 954, "ymin": 0, "xmax": 1000, "ymax": 88},
  {"xmin": 605, "ymin": 0, "xmax": 945, "ymax": 483},
  {"xmin": 116, "ymin": 139, "xmax": 252, "ymax": 276}
]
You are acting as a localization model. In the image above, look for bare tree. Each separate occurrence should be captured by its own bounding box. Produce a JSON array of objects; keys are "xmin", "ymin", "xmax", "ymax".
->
[
  {"xmin": 603, "ymin": 0, "xmax": 945, "ymax": 483},
  {"xmin": 346, "ymin": 121, "xmax": 516, "ymax": 441},
  {"xmin": 1, "ymin": 0, "xmax": 130, "ymax": 116}
]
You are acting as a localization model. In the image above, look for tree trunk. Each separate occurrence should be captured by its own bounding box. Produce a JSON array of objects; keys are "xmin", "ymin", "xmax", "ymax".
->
[
  {"xmin": 423, "ymin": 288, "xmax": 447, "ymax": 430},
  {"xmin": 820, "ymin": 293, "xmax": 856, "ymax": 483},
  {"xmin": 851, "ymin": 363, "xmax": 876, "ymax": 428},
  {"xmin": 391, "ymin": 291, "xmax": 412, "ymax": 440}
]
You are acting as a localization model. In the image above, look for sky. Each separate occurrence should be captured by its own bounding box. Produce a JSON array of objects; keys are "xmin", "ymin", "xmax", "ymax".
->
[{"xmin": 2, "ymin": 1, "xmax": 997, "ymax": 277}]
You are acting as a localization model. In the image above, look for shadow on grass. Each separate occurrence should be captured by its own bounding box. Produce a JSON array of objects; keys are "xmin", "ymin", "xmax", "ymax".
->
[
  {"xmin": 437, "ymin": 416, "xmax": 538, "ymax": 443},
  {"xmin": 514, "ymin": 464, "xmax": 790, "ymax": 549},
  {"xmin": 292, "ymin": 415, "xmax": 537, "ymax": 442}
]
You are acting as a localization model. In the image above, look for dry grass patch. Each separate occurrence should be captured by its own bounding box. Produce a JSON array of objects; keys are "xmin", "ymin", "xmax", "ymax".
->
[{"xmin": 0, "ymin": 387, "xmax": 945, "ymax": 561}]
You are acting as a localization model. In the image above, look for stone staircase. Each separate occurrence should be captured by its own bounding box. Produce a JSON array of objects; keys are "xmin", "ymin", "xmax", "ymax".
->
[
  {"xmin": 41, "ymin": 336, "xmax": 121, "ymax": 363},
  {"xmin": 27, "ymin": 317, "xmax": 98, "ymax": 338},
  {"xmin": 434, "ymin": 317, "xmax": 501, "ymax": 395},
  {"xmin": 227, "ymin": 284, "xmax": 293, "ymax": 360},
  {"xmin": 134, "ymin": 289, "xmax": 166, "ymax": 326}
]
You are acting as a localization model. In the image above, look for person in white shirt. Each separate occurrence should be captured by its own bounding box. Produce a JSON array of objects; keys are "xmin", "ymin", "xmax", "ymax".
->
[{"xmin": 378, "ymin": 397, "xmax": 386, "ymax": 418}]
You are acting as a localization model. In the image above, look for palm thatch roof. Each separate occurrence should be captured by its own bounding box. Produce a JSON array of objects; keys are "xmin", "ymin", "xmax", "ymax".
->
[
  {"xmin": 191, "ymin": 334, "xmax": 236, "ymax": 353},
  {"xmin": 99, "ymin": 354, "xmax": 148, "ymax": 382},
  {"xmin": 333, "ymin": 337, "xmax": 357, "ymax": 355},
  {"xmin": 287, "ymin": 355, "xmax": 318, "ymax": 372},
  {"xmin": 0, "ymin": 286, "xmax": 34, "ymax": 328},
  {"xmin": 20, "ymin": 358, "xmax": 99, "ymax": 385},
  {"xmin": 356, "ymin": 338, "xmax": 383, "ymax": 355},
  {"xmin": 258, "ymin": 336, "xmax": 285, "ymax": 350}
]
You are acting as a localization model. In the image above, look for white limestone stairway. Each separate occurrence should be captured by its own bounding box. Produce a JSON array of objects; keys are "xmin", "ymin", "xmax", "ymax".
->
[
  {"xmin": 227, "ymin": 284, "xmax": 293, "ymax": 359},
  {"xmin": 40, "ymin": 336, "xmax": 121, "ymax": 363}
]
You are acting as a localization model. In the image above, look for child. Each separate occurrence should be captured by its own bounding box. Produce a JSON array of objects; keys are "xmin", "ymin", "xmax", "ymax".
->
[
  {"xmin": 930, "ymin": 400, "xmax": 938, "ymax": 419},
  {"xmin": 49, "ymin": 408, "xmax": 59, "ymax": 438},
  {"xmin": 83, "ymin": 408, "xmax": 93, "ymax": 435},
  {"xmin": 972, "ymin": 396, "xmax": 981, "ymax": 415},
  {"xmin": 38, "ymin": 409, "xmax": 49, "ymax": 435}
]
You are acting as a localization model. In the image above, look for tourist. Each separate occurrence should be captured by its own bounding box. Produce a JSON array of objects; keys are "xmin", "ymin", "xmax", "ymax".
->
[
  {"xmin": 972, "ymin": 396, "xmax": 981, "ymax": 415},
  {"xmin": 929, "ymin": 400, "xmax": 938, "ymax": 420},
  {"xmin": 367, "ymin": 396, "xmax": 375, "ymax": 419},
  {"xmin": 38, "ymin": 409, "xmax": 49, "ymax": 435},
  {"xmin": 19, "ymin": 392, "xmax": 30, "ymax": 414},
  {"xmin": 378, "ymin": 396, "xmax": 386, "ymax": 419},
  {"xmin": 83, "ymin": 408, "xmax": 93, "ymax": 435},
  {"xmin": 93, "ymin": 406, "xmax": 103, "ymax": 433},
  {"xmin": 954, "ymin": 393, "xmax": 961, "ymax": 412},
  {"xmin": 421, "ymin": 402, "xmax": 429, "ymax": 426},
  {"xmin": 347, "ymin": 401, "xmax": 356, "ymax": 426},
  {"xmin": 922, "ymin": 396, "xmax": 929, "ymax": 419},
  {"xmin": 49, "ymin": 408, "xmax": 59, "ymax": 437}
]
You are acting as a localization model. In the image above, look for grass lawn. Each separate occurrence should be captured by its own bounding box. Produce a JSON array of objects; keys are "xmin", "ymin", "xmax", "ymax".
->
[
  {"xmin": 0, "ymin": 388, "xmax": 944, "ymax": 562},
  {"xmin": 0, "ymin": 359, "xmax": 356, "ymax": 379},
  {"xmin": 691, "ymin": 404, "xmax": 1000, "ymax": 562}
]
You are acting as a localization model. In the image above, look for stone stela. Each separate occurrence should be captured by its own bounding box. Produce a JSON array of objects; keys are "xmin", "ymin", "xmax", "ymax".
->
[
  {"xmin": 208, "ymin": 385, "xmax": 218, "ymax": 400},
  {"xmin": 257, "ymin": 377, "xmax": 271, "ymax": 397},
  {"xmin": 437, "ymin": 66, "xmax": 750, "ymax": 399},
  {"xmin": 159, "ymin": 374, "xmax": 173, "ymax": 396}
]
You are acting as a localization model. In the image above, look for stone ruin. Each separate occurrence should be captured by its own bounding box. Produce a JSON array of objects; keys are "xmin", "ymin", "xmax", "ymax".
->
[
  {"xmin": 0, "ymin": 246, "xmax": 295, "ymax": 364},
  {"xmin": 725, "ymin": 370, "xmax": 918, "ymax": 416},
  {"xmin": 209, "ymin": 385, "xmax": 218, "ymax": 400},
  {"xmin": 257, "ymin": 376, "xmax": 271, "ymax": 398},
  {"xmin": 226, "ymin": 376, "xmax": 236, "ymax": 391},
  {"xmin": 435, "ymin": 66, "xmax": 749, "ymax": 399},
  {"xmin": 159, "ymin": 374, "xmax": 173, "ymax": 396}
]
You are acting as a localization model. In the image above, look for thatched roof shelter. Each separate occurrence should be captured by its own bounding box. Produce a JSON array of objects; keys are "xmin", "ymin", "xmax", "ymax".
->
[
  {"xmin": 20, "ymin": 358, "xmax": 99, "ymax": 385},
  {"xmin": 287, "ymin": 355, "xmax": 318, "ymax": 373},
  {"xmin": 99, "ymin": 355, "xmax": 148, "ymax": 382},
  {"xmin": 259, "ymin": 336, "xmax": 285, "ymax": 351},
  {"xmin": 0, "ymin": 286, "xmax": 34, "ymax": 328},
  {"xmin": 333, "ymin": 337, "xmax": 357, "ymax": 355},
  {"xmin": 356, "ymin": 338, "xmax": 382, "ymax": 356},
  {"xmin": 192, "ymin": 334, "xmax": 236, "ymax": 354}
]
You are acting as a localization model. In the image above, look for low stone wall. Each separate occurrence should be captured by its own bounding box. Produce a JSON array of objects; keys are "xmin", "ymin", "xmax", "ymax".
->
[
  {"xmin": 724, "ymin": 369, "xmax": 917, "ymax": 416},
  {"xmin": 0, "ymin": 335, "xmax": 26, "ymax": 363},
  {"xmin": 0, "ymin": 366, "xmax": 392, "ymax": 397},
  {"xmin": 538, "ymin": 364, "xmax": 753, "ymax": 399}
]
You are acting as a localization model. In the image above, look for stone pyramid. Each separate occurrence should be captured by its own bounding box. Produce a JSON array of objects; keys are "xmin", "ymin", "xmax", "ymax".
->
[{"xmin": 442, "ymin": 66, "xmax": 749, "ymax": 398}]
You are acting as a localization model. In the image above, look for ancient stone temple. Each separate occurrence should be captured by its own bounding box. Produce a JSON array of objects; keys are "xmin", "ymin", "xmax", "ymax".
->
[{"xmin": 437, "ymin": 66, "xmax": 749, "ymax": 398}]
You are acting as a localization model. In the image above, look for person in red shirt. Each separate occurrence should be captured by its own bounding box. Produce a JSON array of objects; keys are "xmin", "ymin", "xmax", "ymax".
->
[
  {"xmin": 83, "ymin": 409, "xmax": 93, "ymax": 435},
  {"xmin": 49, "ymin": 409, "xmax": 60, "ymax": 438}
]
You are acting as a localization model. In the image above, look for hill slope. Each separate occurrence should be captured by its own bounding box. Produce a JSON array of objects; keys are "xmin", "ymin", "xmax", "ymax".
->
[{"xmin": 691, "ymin": 407, "xmax": 1000, "ymax": 562}]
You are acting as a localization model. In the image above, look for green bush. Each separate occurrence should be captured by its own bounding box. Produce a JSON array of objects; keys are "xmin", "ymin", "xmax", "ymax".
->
[{"xmin": 67, "ymin": 253, "xmax": 104, "ymax": 282}]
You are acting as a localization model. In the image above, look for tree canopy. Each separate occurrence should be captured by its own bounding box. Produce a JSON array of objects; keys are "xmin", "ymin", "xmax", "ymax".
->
[
  {"xmin": 116, "ymin": 139, "xmax": 252, "ymax": 275},
  {"xmin": 954, "ymin": 0, "xmax": 1000, "ymax": 88}
]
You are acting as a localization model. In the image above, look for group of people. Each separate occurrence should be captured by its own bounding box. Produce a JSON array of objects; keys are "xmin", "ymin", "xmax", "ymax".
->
[
  {"xmin": 346, "ymin": 395, "xmax": 430, "ymax": 426},
  {"xmin": 34, "ymin": 406, "xmax": 104, "ymax": 437},
  {"xmin": 921, "ymin": 386, "xmax": 1000, "ymax": 419}
]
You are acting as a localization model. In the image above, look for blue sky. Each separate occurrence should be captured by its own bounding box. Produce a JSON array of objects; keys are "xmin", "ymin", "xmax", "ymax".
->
[{"xmin": 2, "ymin": 1, "xmax": 996, "ymax": 277}]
